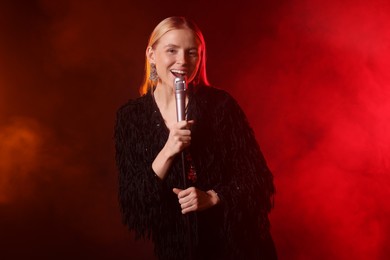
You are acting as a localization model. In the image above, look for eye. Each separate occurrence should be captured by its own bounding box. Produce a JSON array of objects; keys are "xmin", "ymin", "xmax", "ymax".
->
[
  {"xmin": 167, "ymin": 48, "xmax": 177, "ymax": 54},
  {"xmin": 188, "ymin": 50, "xmax": 199, "ymax": 57}
]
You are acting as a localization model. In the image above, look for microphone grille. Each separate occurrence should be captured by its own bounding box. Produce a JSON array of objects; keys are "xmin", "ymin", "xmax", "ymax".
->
[{"xmin": 174, "ymin": 77, "xmax": 186, "ymax": 91}]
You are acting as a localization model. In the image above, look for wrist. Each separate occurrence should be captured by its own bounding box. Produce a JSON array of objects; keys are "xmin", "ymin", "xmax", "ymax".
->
[
  {"xmin": 162, "ymin": 145, "xmax": 175, "ymax": 160},
  {"xmin": 207, "ymin": 189, "xmax": 220, "ymax": 206},
  {"xmin": 152, "ymin": 147, "xmax": 174, "ymax": 180}
]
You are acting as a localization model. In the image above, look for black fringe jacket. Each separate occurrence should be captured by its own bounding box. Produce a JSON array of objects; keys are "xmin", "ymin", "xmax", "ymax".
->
[{"xmin": 115, "ymin": 85, "xmax": 277, "ymax": 260}]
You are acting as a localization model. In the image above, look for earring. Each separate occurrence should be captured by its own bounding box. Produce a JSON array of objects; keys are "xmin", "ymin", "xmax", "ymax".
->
[{"xmin": 149, "ymin": 63, "xmax": 158, "ymax": 81}]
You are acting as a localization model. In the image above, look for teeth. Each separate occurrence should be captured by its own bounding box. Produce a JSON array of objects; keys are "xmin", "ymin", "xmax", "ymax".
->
[{"xmin": 171, "ymin": 69, "xmax": 186, "ymax": 75}]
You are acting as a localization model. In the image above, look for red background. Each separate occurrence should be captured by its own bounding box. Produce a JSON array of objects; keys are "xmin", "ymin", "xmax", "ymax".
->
[{"xmin": 1, "ymin": 0, "xmax": 389, "ymax": 259}]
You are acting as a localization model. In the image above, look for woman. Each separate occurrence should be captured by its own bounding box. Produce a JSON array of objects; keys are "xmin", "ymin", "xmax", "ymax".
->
[{"xmin": 115, "ymin": 16, "xmax": 277, "ymax": 259}]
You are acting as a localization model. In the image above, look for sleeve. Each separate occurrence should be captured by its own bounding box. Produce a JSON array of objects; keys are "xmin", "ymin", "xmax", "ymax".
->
[
  {"xmin": 212, "ymin": 92, "xmax": 275, "ymax": 249},
  {"xmin": 114, "ymin": 104, "xmax": 164, "ymax": 239}
]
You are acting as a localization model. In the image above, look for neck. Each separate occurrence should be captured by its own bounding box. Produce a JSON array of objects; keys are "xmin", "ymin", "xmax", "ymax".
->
[{"xmin": 153, "ymin": 83, "xmax": 176, "ymax": 109}]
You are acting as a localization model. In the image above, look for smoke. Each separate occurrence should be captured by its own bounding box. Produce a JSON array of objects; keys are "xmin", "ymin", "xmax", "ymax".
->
[
  {"xmin": 1, "ymin": 0, "xmax": 389, "ymax": 259},
  {"xmin": 229, "ymin": 1, "xmax": 390, "ymax": 259},
  {"xmin": 39, "ymin": 0, "xmax": 150, "ymax": 71},
  {"xmin": 0, "ymin": 118, "xmax": 42, "ymax": 203},
  {"xmin": 0, "ymin": 116, "xmax": 134, "ymax": 258},
  {"xmin": 0, "ymin": 1, "xmax": 151, "ymax": 258}
]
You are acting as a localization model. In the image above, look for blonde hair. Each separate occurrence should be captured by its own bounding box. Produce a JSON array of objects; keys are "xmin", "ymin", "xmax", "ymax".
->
[{"xmin": 139, "ymin": 16, "xmax": 210, "ymax": 95}]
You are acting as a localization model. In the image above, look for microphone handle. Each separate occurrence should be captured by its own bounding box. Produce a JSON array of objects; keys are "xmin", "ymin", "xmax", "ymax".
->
[
  {"xmin": 175, "ymin": 78, "xmax": 186, "ymax": 121},
  {"xmin": 174, "ymin": 78, "xmax": 193, "ymax": 259},
  {"xmin": 175, "ymin": 90, "xmax": 186, "ymax": 121}
]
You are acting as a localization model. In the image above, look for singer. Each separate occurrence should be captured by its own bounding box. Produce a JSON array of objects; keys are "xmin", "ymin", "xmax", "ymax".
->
[{"xmin": 115, "ymin": 16, "xmax": 277, "ymax": 259}]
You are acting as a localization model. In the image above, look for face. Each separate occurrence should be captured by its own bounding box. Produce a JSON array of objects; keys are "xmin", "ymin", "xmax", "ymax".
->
[{"xmin": 148, "ymin": 28, "xmax": 201, "ymax": 90}]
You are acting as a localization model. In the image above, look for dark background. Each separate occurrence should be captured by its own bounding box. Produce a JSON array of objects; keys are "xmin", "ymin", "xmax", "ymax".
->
[{"xmin": 1, "ymin": 0, "xmax": 389, "ymax": 259}]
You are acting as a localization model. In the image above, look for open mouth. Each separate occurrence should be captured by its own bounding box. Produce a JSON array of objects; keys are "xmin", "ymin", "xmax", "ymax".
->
[{"xmin": 171, "ymin": 69, "xmax": 186, "ymax": 78}]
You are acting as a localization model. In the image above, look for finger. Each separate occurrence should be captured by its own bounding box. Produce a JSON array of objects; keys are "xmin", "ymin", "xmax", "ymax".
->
[
  {"xmin": 182, "ymin": 203, "xmax": 198, "ymax": 214},
  {"xmin": 180, "ymin": 197, "xmax": 198, "ymax": 208},
  {"xmin": 185, "ymin": 120, "xmax": 195, "ymax": 129},
  {"xmin": 171, "ymin": 135, "xmax": 191, "ymax": 145},
  {"xmin": 175, "ymin": 120, "xmax": 195, "ymax": 130},
  {"xmin": 181, "ymin": 187, "xmax": 196, "ymax": 197},
  {"xmin": 178, "ymin": 136, "xmax": 191, "ymax": 143},
  {"xmin": 177, "ymin": 187, "xmax": 195, "ymax": 199},
  {"xmin": 180, "ymin": 120, "xmax": 194, "ymax": 126},
  {"xmin": 176, "ymin": 121, "xmax": 189, "ymax": 129},
  {"xmin": 173, "ymin": 188, "xmax": 182, "ymax": 195},
  {"xmin": 178, "ymin": 194, "xmax": 195, "ymax": 204},
  {"xmin": 176, "ymin": 129, "xmax": 191, "ymax": 137}
]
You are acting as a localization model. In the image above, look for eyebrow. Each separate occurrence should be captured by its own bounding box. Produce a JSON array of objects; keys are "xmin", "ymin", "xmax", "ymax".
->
[
  {"xmin": 164, "ymin": 44, "xmax": 179, "ymax": 48},
  {"xmin": 164, "ymin": 44, "xmax": 198, "ymax": 50}
]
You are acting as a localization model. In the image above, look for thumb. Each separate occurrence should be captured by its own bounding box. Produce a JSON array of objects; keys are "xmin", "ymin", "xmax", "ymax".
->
[{"xmin": 173, "ymin": 188, "xmax": 182, "ymax": 195}]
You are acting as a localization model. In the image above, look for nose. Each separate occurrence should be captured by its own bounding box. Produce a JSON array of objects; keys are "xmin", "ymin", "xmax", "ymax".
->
[{"xmin": 176, "ymin": 51, "xmax": 187, "ymax": 65}]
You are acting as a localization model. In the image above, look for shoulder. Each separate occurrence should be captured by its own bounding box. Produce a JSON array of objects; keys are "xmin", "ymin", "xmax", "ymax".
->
[
  {"xmin": 115, "ymin": 93, "xmax": 155, "ymax": 135},
  {"xmin": 116, "ymin": 93, "xmax": 152, "ymax": 120},
  {"xmin": 195, "ymin": 85, "xmax": 244, "ymax": 117},
  {"xmin": 193, "ymin": 85, "xmax": 250, "ymax": 126},
  {"xmin": 117, "ymin": 93, "xmax": 150, "ymax": 113},
  {"xmin": 194, "ymin": 85, "xmax": 238, "ymax": 109},
  {"xmin": 195, "ymin": 85, "xmax": 231, "ymax": 99}
]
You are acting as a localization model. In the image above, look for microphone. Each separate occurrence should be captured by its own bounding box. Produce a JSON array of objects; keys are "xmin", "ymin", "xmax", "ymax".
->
[
  {"xmin": 174, "ymin": 77, "xmax": 187, "ymax": 122},
  {"xmin": 175, "ymin": 76, "xmax": 192, "ymax": 259}
]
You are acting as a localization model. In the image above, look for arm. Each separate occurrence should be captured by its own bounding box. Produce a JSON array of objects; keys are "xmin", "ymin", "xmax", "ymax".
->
[
  {"xmin": 212, "ymin": 92, "xmax": 275, "ymax": 237},
  {"xmin": 115, "ymin": 102, "xmax": 198, "ymax": 235},
  {"xmin": 115, "ymin": 104, "xmax": 164, "ymax": 238},
  {"xmin": 152, "ymin": 120, "xmax": 194, "ymax": 180}
]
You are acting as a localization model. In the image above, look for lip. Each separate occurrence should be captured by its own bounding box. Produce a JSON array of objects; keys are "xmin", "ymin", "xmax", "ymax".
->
[{"xmin": 170, "ymin": 69, "xmax": 187, "ymax": 78}]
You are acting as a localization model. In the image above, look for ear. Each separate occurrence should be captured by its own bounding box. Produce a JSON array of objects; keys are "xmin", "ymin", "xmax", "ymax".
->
[{"xmin": 146, "ymin": 46, "xmax": 155, "ymax": 63}]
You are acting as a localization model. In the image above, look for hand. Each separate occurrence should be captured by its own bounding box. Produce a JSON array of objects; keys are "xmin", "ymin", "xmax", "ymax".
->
[
  {"xmin": 173, "ymin": 187, "xmax": 220, "ymax": 214},
  {"xmin": 163, "ymin": 120, "xmax": 194, "ymax": 158}
]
